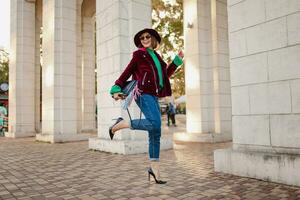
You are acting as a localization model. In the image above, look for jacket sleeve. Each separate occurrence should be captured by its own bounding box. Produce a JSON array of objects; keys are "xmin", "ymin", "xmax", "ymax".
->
[
  {"xmin": 166, "ymin": 55, "xmax": 183, "ymax": 78},
  {"xmin": 114, "ymin": 51, "xmax": 138, "ymax": 88},
  {"xmin": 110, "ymin": 85, "xmax": 121, "ymax": 95}
]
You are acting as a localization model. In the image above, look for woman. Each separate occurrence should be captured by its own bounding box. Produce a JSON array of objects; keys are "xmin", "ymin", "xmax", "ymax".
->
[
  {"xmin": 0, "ymin": 103, "xmax": 7, "ymax": 136},
  {"xmin": 109, "ymin": 28, "xmax": 184, "ymax": 184}
]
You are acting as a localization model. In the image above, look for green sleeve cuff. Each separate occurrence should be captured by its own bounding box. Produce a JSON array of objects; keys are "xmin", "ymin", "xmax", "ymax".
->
[
  {"xmin": 173, "ymin": 55, "xmax": 183, "ymax": 67},
  {"xmin": 110, "ymin": 85, "xmax": 121, "ymax": 95}
]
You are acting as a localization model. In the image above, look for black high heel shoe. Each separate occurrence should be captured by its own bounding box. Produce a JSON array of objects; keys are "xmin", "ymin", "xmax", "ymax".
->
[
  {"xmin": 109, "ymin": 117, "xmax": 124, "ymax": 140},
  {"xmin": 148, "ymin": 168, "xmax": 167, "ymax": 184}
]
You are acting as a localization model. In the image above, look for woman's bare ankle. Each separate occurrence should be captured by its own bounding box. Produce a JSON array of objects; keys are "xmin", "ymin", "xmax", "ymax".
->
[{"xmin": 112, "ymin": 120, "xmax": 129, "ymax": 133}]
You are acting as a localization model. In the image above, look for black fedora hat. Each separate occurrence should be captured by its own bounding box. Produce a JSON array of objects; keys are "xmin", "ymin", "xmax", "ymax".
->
[{"xmin": 134, "ymin": 28, "xmax": 161, "ymax": 47}]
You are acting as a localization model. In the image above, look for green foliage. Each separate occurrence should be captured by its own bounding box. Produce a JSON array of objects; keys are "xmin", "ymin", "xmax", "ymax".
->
[
  {"xmin": 0, "ymin": 49, "xmax": 9, "ymax": 84},
  {"xmin": 152, "ymin": 0, "xmax": 185, "ymax": 98}
]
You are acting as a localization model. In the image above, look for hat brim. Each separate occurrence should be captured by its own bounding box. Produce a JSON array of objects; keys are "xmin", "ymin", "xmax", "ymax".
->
[{"xmin": 134, "ymin": 28, "xmax": 161, "ymax": 48}]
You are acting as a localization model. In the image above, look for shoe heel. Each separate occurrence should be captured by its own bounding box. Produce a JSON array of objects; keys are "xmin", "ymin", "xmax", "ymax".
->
[
  {"xmin": 109, "ymin": 117, "xmax": 124, "ymax": 140},
  {"xmin": 148, "ymin": 168, "xmax": 167, "ymax": 184}
]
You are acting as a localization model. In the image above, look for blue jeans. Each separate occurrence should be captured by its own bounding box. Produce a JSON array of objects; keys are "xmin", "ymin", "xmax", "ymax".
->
[{"xmin": 130, "ymin": 94, "xmax": 161, "ymax": 161}]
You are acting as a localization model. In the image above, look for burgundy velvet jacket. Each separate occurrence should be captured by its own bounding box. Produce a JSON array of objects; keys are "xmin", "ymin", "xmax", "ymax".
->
[{"xmin": 114, "ymin": 48, "xmax": 178, "ymax": 98}]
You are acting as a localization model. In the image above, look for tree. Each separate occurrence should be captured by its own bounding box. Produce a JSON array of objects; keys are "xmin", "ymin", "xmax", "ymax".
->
[
  {"xmin": 152, "ymin": 0, "xmax": 185, "ymax": 98},
  {"xmin": 0, "ymin": 49, "xmax": 9, "ymax": 84}
]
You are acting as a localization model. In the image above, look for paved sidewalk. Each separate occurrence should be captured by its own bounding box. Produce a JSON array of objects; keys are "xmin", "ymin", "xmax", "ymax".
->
[{"xmin": 0, "ymin": 136, "xmax": 299, "ymax": 200}]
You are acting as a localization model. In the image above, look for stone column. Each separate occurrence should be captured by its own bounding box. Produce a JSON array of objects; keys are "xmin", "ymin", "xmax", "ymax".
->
[
  {"xmin": 36, "ymin": 0, "xmax": 87, "ymax": 143},
  {"xmin": 89, "ymin": 0, "xmax": 172, "ymax": 154},
  {"xmin": 35, "ymin": 0, "xmax": 42, "ymax": 133},
  {"xmin": 8, "ymin": 0, "xmax": 36, "ymax": 137},
  {"xmin": 174, "ymin": 0, "xmax": 231, "ymax": 142},
  {"xmin": 76, "ymin": 0, "xmax": 83, "ymax": 133},
  {"xmin": 210, "ymin": 0, "xmax": 231, "ymax": 137},
  {"xmin": 215, "ymin": 0, "xmax": 300, "ymax": 186},
  {"xmin": 82, "ymin": 16, "xmax": 96, "ymax": 132}
]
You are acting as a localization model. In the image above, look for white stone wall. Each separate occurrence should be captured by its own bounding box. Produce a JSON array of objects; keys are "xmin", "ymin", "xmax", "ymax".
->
[
  {"xmin": 35, "ymin": 0, "xmax": 42, "ymax": 133},
  {"xmin": 76, "ymin": 0, "xmax": 83, "ymax": 133},
  {"xmin": 96, "ymin": 0, "xmax": 130, "ymax": 140},
  {"xmin": 184, "ymin": 0, "xmax": 205, "ymax": 133},
  {"xmin": 8, "ymin": 0, "xmax": 36, "ymax": 137},
  {"xmin": 41, "ymin": 0, "xmax": 77, "ymax": 139},
  {"xmin": 228, "ymin": 0, "xmax": 300, "ymax": 152},
  {"xmin": 178, "ymin": 0, "xmax": 231, "ymax": 142},
  {"xmin": 82, "ymin": 16, "xmax": 96, "ymax": 131},
  {"xmin": 210, "ymin": 0, "xmax": 231, "ymax": 134},
  {"xmin": 215, "ymin": 0, "xmax": 300, "ymax": 186}
]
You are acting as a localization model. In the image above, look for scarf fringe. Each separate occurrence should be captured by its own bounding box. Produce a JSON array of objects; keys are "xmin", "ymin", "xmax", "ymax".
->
[{"xmin": 121, "ymin": 84, "xmax": 142, "ymax": 110}]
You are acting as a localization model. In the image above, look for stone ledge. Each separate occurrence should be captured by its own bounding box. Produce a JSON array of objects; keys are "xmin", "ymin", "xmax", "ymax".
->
[
  {"xmin": 5, "ymin": 132, "xmax": 35, "ymax": 138},
  {"xmin": 36, "ymin": 133, "xmax": 91, "ymax": 143},
  {"xmin": 214, "ymin": 148, "xmax": 300, "ymax": 186},
  {"xmin": 89, "ymin": 136, "xmax": 173, "ymax": 155},
  {"xmin": 174, "ymin": 132, "xmax": 232, "ymax": 143}
]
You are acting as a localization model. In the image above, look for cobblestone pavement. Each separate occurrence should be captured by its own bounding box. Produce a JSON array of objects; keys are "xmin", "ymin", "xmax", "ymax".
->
[{"xmin": 0, "ymin": 136, "xmax": 300, "ymax": 200}]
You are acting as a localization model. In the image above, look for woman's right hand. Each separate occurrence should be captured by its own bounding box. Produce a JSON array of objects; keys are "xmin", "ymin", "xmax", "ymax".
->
[{"xmin": 112, "ymin": 92, "xmax": 126, "ymax": 101}]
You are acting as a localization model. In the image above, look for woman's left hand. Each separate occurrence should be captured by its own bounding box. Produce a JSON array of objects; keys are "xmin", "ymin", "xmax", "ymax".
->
[{"xmin": 178, "ymin": 50, "xmax": 184, "ymax": 59}]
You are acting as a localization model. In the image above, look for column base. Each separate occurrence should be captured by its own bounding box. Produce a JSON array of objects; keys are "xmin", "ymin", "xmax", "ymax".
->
[
  {"xmin": 36, "ymin": 133, "xmax": 91, "ymax": 143},
  {"xmin": 81, "ymin": 129, "xmax": 97, "ymax": 134},
  {"xmin": 214, "ymin": 148, "xmax": 300, "ymax": 186},
  {"xmin": 5, "ymin": 131, "xmax": 35, "ymax": 138},
  {"xmin": 173, "ymin": 132, "xmax": 232, "ymax": 143},
  {"xmin": 89, "ymin": 135, "xmax": 173, "ymax": 155}
]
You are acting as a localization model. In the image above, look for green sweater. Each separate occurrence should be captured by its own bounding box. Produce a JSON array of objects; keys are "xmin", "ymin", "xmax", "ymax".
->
[{"xmin": 147, "ymin": 48, "xmax": 164, "ymax": 89}]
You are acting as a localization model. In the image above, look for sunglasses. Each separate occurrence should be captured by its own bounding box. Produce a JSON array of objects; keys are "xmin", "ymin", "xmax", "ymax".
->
[{"xmin": 140, "ymin": 35, "xmax": 151, "ymax": 41}]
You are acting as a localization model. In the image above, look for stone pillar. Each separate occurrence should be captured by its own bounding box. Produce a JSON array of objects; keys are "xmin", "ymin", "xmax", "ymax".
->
[
  {"xmin": 76, "ymin": 0, "xmax": 83, "ymax": 133},
  {"xmin": 35, "ymin": 0, "xmax": 42, "ymax": 133},
  {"xmin": 89, "ymin": 0, "xmax": 172, "ymax": 154},
  {"xmin": 215, "ymin": 0, "xmax": 300, "ymax": 186},
  {"xmin": 211, "ymin": 0, "xmax": 231, "ymax": 137},
  {"xmin": 174, "ymin": 0, "xmax": 231, "ymax": 142},
  {"xmin": 36, "ymin": 0, "xmax": 87, "ymax": 143},
  {"xmin": 8, "ymin": 0, "xmax": 36, "ymax": 137},
  {"xmin": 82, "ymin": 16, "xmax": 96, "ymax": 132}
]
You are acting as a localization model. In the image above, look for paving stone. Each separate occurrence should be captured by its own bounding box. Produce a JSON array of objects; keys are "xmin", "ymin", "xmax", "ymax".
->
[{"xmin": 0, "ymin": 134, "xmax": 300, "ymax": 199}]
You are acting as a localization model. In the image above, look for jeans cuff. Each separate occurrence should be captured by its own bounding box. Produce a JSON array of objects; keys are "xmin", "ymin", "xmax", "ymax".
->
[{"xmin": 129, "ymin": 120, "xmax": 134, "ymax": 130}]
